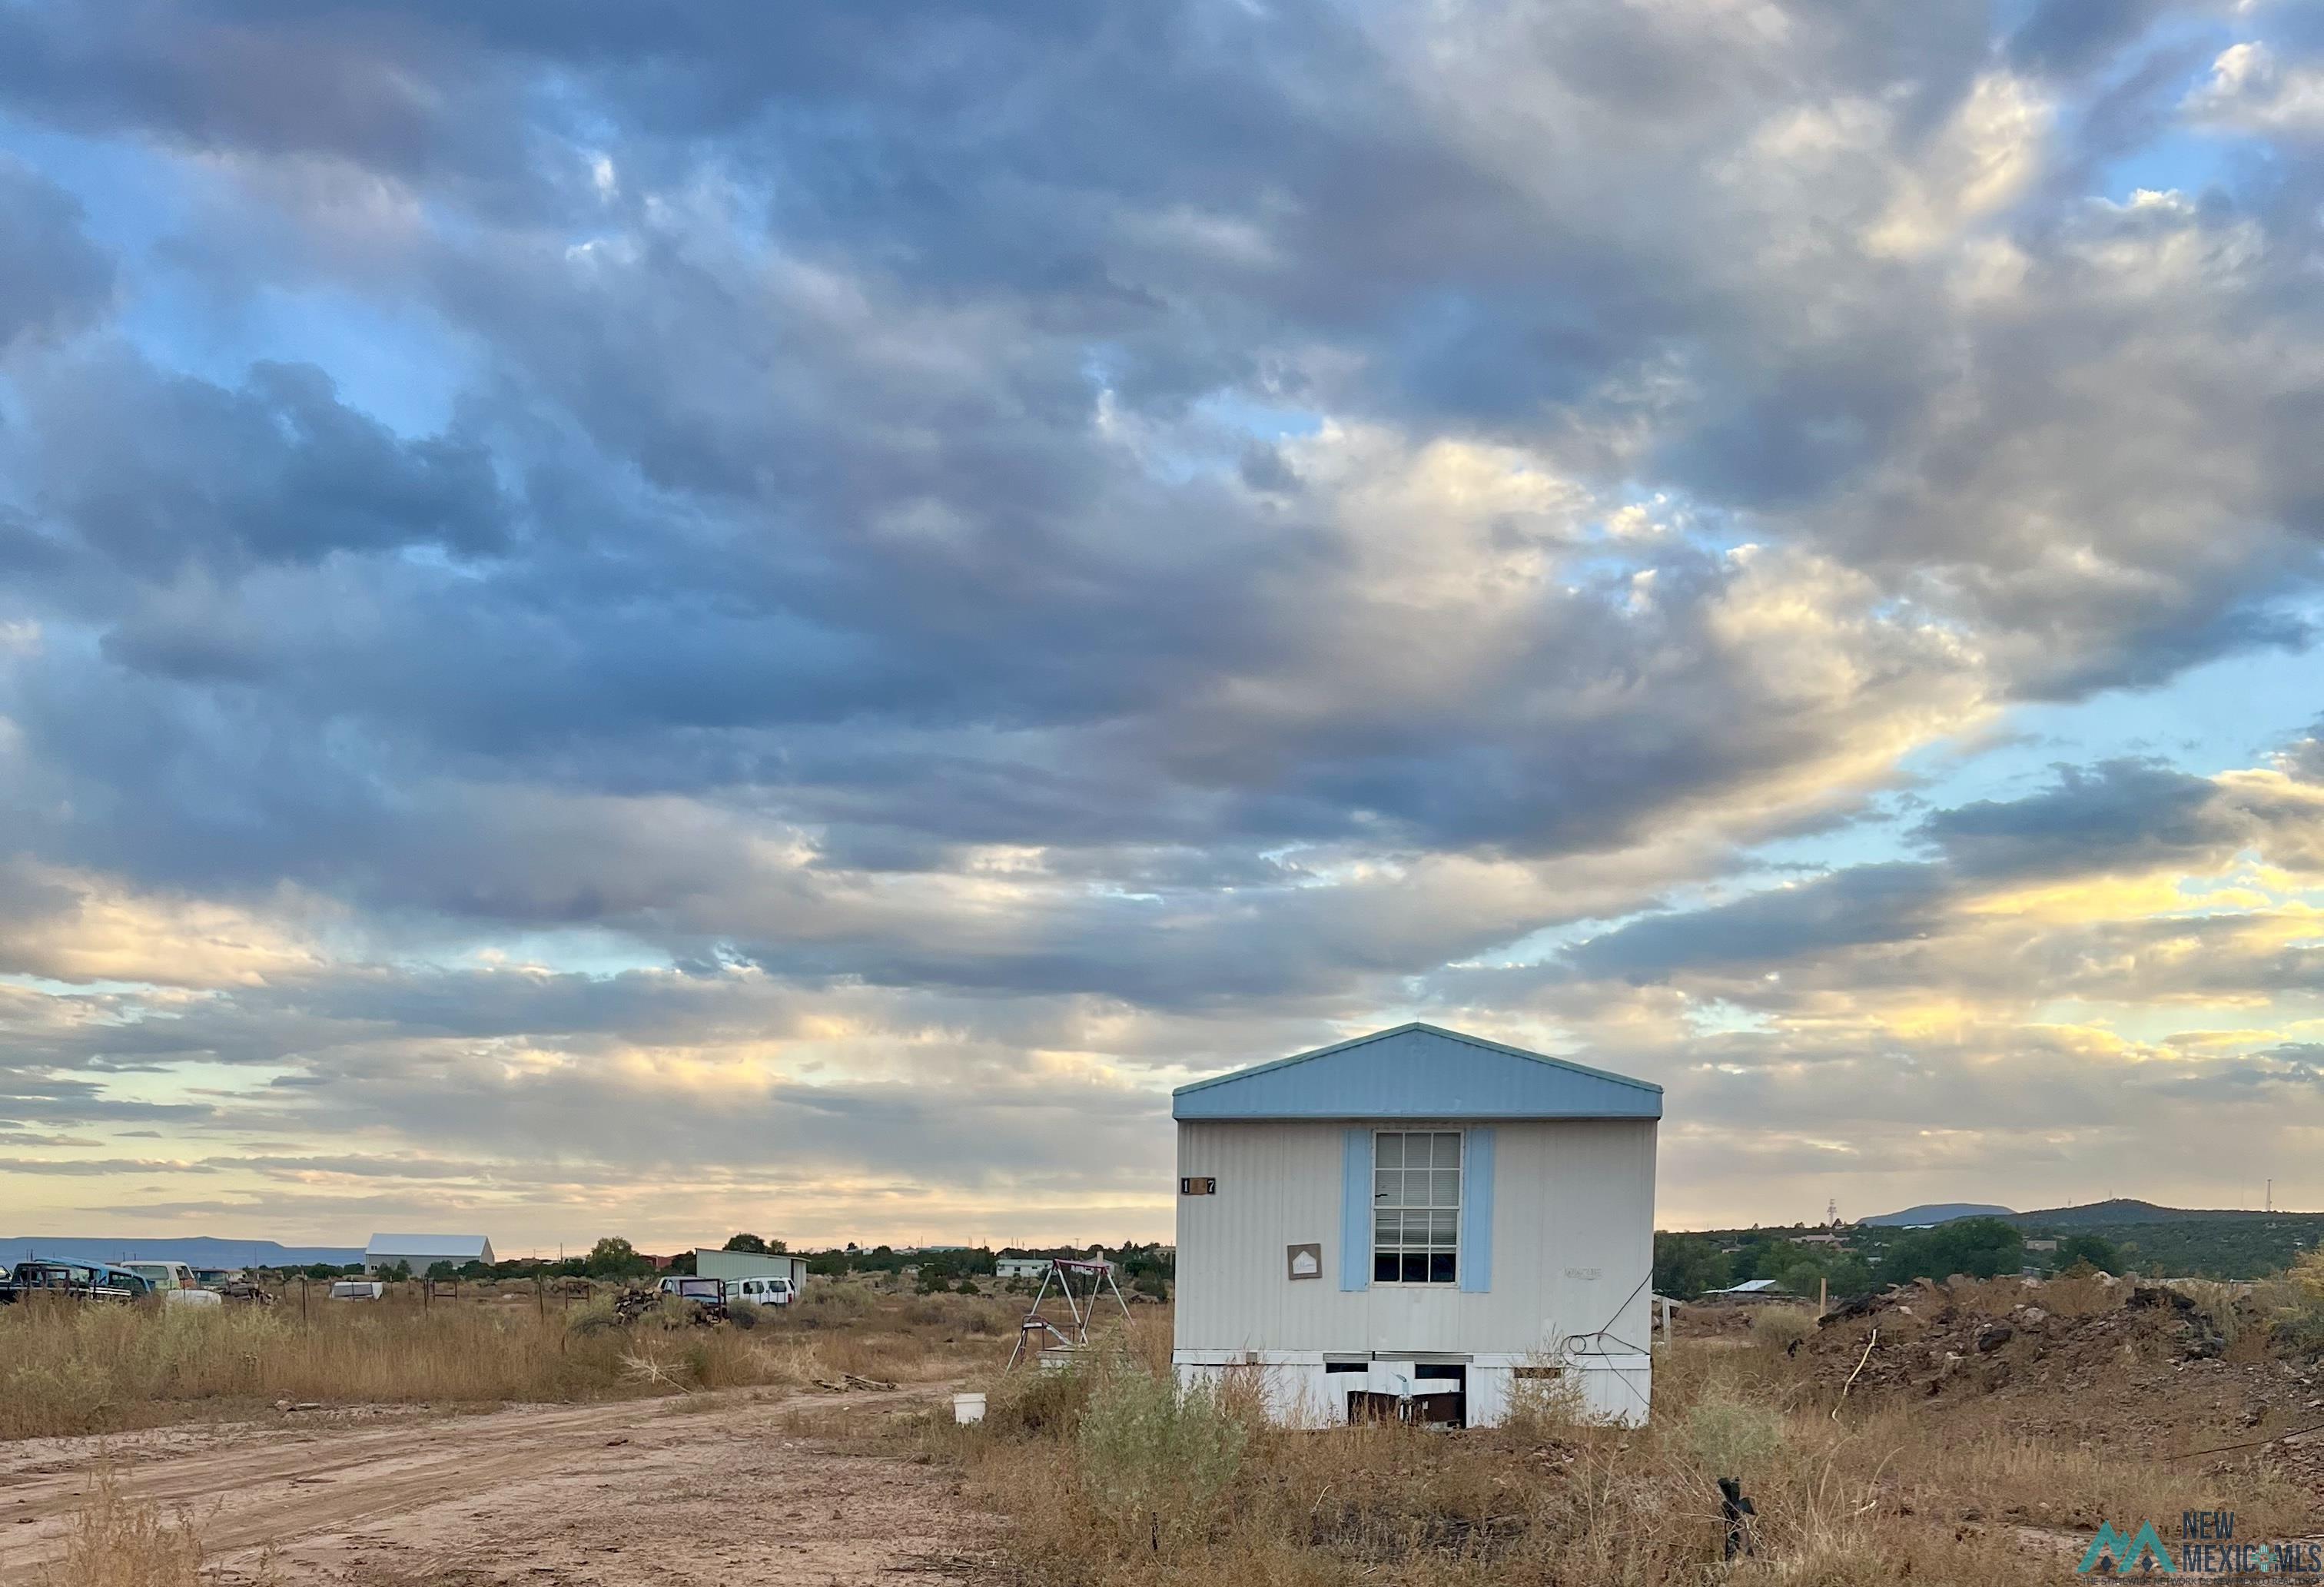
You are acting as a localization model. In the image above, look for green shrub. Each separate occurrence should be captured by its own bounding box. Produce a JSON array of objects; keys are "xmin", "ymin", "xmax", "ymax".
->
[
  {"xmin": 2269, "ymin": 1252, "xmax": 2324, "ymax": 1352},
  {"xmin": 1750, "ymin": 1305, "xmax": 1817, "ymax": 1350},
  {"xmin": 1076, "ymin": 1366, "xmax": 1246, "ymax": 1551},
  {"xmin": 984, "ymin": 1360, "xmax": 1096, "ymax": 1439},
  {"xmin": 1683, "ymin": 1385, "xmax": 1783, "ymax": 1476}
]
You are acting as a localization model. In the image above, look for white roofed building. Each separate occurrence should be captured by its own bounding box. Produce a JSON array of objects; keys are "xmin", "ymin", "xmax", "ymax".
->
[
  {"xmin": 364, "ymin": 1233, "xmax": 495, "ymax": 1274},
  {"xmin": 1172, "ymin": 1024, "xmax": 1661, "ymax": 1429}
]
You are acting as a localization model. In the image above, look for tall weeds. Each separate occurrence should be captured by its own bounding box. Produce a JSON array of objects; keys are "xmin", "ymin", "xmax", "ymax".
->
[
  {"xmin": 1077, "ymin": 1365, "xmax": 1246, "ymax": 1552},
  {"xmin": 0, "ymin": 1283, "xmax": 1011, "ymax": 1440},
  {"xmin": 947, "ymin": 1337, "xmax": 2316, "ymax": 1587},
  {"xmin": 38, "ymin": 1468, "xmax": 209, "ymax": 1587}
]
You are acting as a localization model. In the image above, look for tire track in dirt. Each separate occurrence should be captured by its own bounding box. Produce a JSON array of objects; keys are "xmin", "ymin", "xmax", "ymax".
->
[{"xmin": 0, "ymin": 1389, "xmax": 988, "ymax": 1585}]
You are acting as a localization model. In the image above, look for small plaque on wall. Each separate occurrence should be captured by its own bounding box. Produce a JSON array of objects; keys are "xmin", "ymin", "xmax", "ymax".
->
[
  {"xmin": 1180, "ymin": 1177, "xmax": 1216, "ymax": 1196},
  {"xmin": 1286, "ymin": 1242, "xmax": 1322, "ymax": 1280}
]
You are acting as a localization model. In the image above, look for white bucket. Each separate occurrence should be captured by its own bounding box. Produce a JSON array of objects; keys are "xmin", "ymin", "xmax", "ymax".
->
[{"xmin": 952, "ymin": 1392, "xmax": 987, "ymax": 1425}]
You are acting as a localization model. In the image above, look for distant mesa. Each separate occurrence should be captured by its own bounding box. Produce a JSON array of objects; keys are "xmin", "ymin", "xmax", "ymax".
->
[
  {"xmin": 0, "ymin": 1236, "xmax": 365, "ymax": 1269},
  {"xmin": 2008, "ymin": 1198, "xmax": 2296, "ymax": 1227},
  {"xmin": 1860, "ymin": 1203, "xmax": 2015, "ymax": 1227}
]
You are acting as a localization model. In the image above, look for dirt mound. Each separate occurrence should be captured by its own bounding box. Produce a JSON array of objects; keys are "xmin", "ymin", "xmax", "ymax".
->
[
  {"xmin": 1807, "ymin": 1276, "xmax": 2324, "ymax": 1481},
  {"xmin": 1808, "ymin": 1277, "xmax": 2221, "ymax": 1401},
  {"xmin": 1671, "ymin": 1303, "xmax": 1756, "ymax": 1338}
]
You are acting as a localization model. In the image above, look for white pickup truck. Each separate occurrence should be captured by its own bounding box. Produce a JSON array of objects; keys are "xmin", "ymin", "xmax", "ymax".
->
[{"xmin": 119, "ymin": 1261, "xmax": 224, "ymax": 1307}]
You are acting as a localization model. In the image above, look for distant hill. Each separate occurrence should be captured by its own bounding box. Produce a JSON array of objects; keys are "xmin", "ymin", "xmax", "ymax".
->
[
  {"xmin": 0, "ymin": 1236, "xmax": 364, "ymax": 1270},
  {"xmin": 1861, "ymin": 1203, "xmax": 2014, "ymax": 1227}
]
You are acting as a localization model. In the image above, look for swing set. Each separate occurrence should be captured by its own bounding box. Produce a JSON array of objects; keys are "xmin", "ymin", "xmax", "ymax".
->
[{"xmin": 1004, "ymin": 1257, "xmax": 1134, "ymax": 1370}]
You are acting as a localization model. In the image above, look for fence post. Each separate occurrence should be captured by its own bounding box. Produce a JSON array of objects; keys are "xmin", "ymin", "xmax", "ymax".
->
[{"xmin": 300, "ymin": 1277, "xmax": 308, "ymax": 1325}]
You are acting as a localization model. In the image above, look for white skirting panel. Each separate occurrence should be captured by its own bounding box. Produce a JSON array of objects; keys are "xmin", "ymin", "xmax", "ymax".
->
[
  {"xmin": 1173, "ymin": 1350, "xmax": 1652, "ymax": 1429},
  {"xmin": 1174, "ymin": 1353, "xmax": 1336, "ymax": 1426}
]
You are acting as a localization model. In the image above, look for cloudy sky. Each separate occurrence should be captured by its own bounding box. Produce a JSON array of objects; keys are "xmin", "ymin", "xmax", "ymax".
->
[{"xmin": 2, "ymin": 1, "xmax": 2322, "ymax": 1252}]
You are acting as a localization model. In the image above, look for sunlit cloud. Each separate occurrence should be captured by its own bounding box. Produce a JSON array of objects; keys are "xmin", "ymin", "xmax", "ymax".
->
[{"xmin": 0, "ymin": 2, "xmax": 2320, "ymax": 1242}]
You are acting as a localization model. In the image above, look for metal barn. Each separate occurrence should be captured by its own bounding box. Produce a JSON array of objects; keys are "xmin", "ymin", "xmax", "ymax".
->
[
  {"xmin": 692, "ymin": 1247, "xmax": 811, "ymax": 1287},
  {"xmin": 1171, "ymin": 1024, "xmax": 1661, "ymax": 1427},
  {"xmin": 363, "ymin": 1233, "xmax": 496, "ymax": 1275}
]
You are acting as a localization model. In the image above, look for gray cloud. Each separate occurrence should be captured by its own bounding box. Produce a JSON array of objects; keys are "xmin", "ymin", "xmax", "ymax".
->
[
  {"xmin": 0, "ymin": 158, "xmax": 111, "ymax": 350},
  {"xmin": 1917, "ymin": 759, "xmax": 2236, "ymax": 879},
  {"xmin": 1568, "ymin": 864, "xmax": 1950, "ymax": 984}
]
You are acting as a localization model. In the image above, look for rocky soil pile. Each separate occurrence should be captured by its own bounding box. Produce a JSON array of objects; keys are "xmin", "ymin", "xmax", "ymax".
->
[{"xmin": 1805, "ymin": 1275, "xmax": 2324, "ymax": 1485}]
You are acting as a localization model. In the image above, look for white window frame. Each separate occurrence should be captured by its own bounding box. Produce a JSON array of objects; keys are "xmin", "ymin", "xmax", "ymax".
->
[{"xmin": 1370, "ymin": 1128, "xmax": 1462, "ymax": 1286}]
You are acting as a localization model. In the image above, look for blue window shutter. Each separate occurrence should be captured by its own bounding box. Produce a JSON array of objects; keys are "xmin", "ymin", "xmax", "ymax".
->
[
  {"xmin": 1460, "ymin": 1127, "xmax": 1495, "ymax": 1293},
  {"xmin": 1341, "ymin": 1127, "xmax": 1370, "ymax": 1292}
]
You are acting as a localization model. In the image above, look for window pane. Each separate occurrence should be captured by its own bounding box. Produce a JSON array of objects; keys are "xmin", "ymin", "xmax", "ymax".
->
[
  {"xmin": 1433, "ymin": 1134, "xmax": 1462, "ymax": 1167},
  {"xmin": 1400, "ymin": 1253, "xmax": 1428, "ymax": 1283},
  {"xmin": 1403, "ymin": 1170, "xmax": 1429, "ymax": 1208},
  {"xmin": 1432, "ymin": 1170, "xmax": 1460, "ymax": 1207},
  {"xmin": 1429, "ymin": 1210, "xmax": 1458, "ymax": 1244},
  {"xmin": 1376, "ymin": 1134, "xmax": 1403, "ymax": 1167},
  {"xmin": 1429, "ymin": 1251, "xmax": 1457, "ymax": 1284},
  {"xmin": 1374, "ymin": 1213, "xmax": 1398, "ymax": 1246},
  {"xmin": 1373, "ymin": 1253, "xmax": 1398, "ymax": 1283},
  {"xmin": 1374, "ymin": 1170, "xmax": 1396, "ymax": 1204}
]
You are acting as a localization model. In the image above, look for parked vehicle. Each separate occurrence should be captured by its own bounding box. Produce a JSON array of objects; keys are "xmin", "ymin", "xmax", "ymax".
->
[
  {"xmin": 655, "ymin": 1275, "xmax": 727, "ymax": 1303},
  {"xmin": 328, "ymin": 1280, "xmax": 385, "ymax": 1301},
  {"xmin": 0, "ymin": 1259, "xmax": 151, "ymax": 1303},
  {"xmin": 214, "ymin": 1275, "xmax": 275, "ymax": 1305},
  {"xmin": 121, "ymin": 1260, "xmax": 225, "ymax": 1306},
  {"xmin": 727, "ymin": 1275, "xmax": 796, "ymax": 1306}
]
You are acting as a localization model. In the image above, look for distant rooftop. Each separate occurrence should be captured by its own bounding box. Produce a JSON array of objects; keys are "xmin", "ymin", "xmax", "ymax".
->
[{"xmin": 364, "ymin": 1233, "xmax": 493, "ymax": 1260}]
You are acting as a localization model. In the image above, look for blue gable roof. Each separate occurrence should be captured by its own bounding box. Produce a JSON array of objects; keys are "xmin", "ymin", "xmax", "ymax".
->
[{"xmin": 1171, "ymin": 1023, "xmax": 1662, "ymax": 1121}]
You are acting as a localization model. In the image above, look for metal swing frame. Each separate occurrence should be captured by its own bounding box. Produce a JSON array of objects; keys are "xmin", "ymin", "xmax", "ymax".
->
[{"xmin": 1004, "ymin": 1257, "xmax": 1134, "ymax": 1370}]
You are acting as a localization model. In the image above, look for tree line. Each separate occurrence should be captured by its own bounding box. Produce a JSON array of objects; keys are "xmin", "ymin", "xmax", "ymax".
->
[{"xmin": 1652, "ymin": 1219, "xmax": 2124, "ymax": 1300}]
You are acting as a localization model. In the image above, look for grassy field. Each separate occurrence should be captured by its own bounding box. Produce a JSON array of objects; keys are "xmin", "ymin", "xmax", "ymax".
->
[
  {"xmin": 926, "ymin": 1304, "xmax": 2316, "ymax": 1587},
  {"xmin": 15, "ymin": 1279, "xmax": 2320, "ymax": 1585},
  {"xmin": 0, "ymin": 1280, "xmax": 1021, "ymax": 1442}
]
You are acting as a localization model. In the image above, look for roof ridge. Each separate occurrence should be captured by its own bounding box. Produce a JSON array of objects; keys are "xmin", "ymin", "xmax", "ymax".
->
[{"xmin": 1172, "ymin": 1021, "xmax": 1661, "ymax": 1097}]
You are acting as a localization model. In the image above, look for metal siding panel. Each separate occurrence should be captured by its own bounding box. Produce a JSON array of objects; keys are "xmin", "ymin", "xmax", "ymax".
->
[
  {"xmin": 1459, "ymin": 1127, "xmax": 1494, "ymax": 1293},
  {"xmin": 1174, "ymin": 1117, "xmax": 1655, "ymax": 1378},
  {"xmin": 1172, "ymin": 1027, "xmax": 1660, "ymax": 1121},
  {"xmin": 1340, "ymin": 1128, "xmax": 1369, "ymax": 1291}
]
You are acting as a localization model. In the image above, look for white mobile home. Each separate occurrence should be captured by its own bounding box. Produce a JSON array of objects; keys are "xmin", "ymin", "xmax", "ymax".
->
[{"xmin": 1172, "ymin": 1024, "xmax": 1660, "ymax": 1428}]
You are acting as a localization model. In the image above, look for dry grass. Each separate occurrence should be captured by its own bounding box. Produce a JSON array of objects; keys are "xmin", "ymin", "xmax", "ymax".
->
[
  {"xmin": 925, "ymin": 1325, "xmax": 2317, "ymax": 1587},
  {"xmin": 38, "ymin": 1467, "xmax": 215, "ymax": 1587},
  {"xmin": 1748, "ymin": 1305, "xmax": 1817, "ymax": 1351},
  {"xmin": 0, "ymin": 1282, "xmax": 1019, "ymax": 1441}
]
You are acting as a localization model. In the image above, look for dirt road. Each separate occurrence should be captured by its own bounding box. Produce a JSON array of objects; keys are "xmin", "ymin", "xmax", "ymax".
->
[{"xmin": 0, "ymin": 1389, "xmax": 990, "ymax": 1585}]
